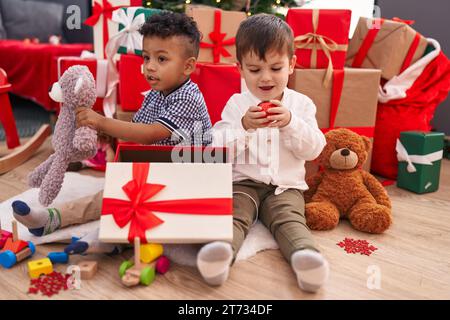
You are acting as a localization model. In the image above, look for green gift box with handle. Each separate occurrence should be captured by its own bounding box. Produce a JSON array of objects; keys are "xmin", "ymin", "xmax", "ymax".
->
[{"xmin": 396, "ymin": 131, "xmax": 444, "ymax": 194}]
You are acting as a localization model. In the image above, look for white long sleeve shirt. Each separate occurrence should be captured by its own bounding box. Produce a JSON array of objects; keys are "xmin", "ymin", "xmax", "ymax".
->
[{"xmin": 212, "ymin": 88, "xmax": 326, "ymax": 195}]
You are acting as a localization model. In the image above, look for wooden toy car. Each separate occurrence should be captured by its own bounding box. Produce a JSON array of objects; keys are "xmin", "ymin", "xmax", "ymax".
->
[
  {"xmin": 119, "ymin": 237, "xmax": 157, "ymax": 287},
  {"xmin": 0, "ymin": 220, "xmax": 35, "ymax": 269}
]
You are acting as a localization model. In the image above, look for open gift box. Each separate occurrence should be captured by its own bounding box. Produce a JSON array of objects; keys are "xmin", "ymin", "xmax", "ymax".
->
[{"xmin": 99, "ymin": 144, "xmax": 233, "ymax": 244}]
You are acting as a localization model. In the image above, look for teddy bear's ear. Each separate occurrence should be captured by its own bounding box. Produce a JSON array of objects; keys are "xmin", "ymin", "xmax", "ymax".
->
[
  {"xmin": 48, "ymin": 82, "xmax": 63, "ymax": 102},
  {"xmin": 74, "ymin": 76, "xmax": 84, "ymax": 95},
  {"xmin": 362, "ymin": 136, "xmax": 372, "ymax": 152}
]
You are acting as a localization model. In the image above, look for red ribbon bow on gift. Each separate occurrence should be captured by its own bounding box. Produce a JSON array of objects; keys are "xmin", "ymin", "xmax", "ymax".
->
[
  {"xmin": 84, "ymin": 0, "xmax": 126, "ymax": 57},
  {"xmin": 102, "ymin": 163, "xmax": 232, "ymax": 243},
  {"xmin": 200, "ymin": 10, "xmax": 235, "ymax": 63}
]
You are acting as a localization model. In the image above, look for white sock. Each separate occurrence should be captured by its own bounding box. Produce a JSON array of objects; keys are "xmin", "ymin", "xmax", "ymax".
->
[
  {"xmin": 197, "ymin": 241, "xmax": 233, "ymax": 286},
  {"xmin": 12, "ymin": 200, "xmax": 61, "ymax": 236},
  {"xmin": 291, "ymin": 249, "xmax": 329, "ymax": 293}
]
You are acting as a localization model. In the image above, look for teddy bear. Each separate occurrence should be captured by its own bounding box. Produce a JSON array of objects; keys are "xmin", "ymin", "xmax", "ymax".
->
[
  {"xmin": 304, "ymin": 128, "xmax": 392, "ymax": 234},
  {"xmin": 28, "ymin": 65, "xmax": 98, "ymax": 206}
]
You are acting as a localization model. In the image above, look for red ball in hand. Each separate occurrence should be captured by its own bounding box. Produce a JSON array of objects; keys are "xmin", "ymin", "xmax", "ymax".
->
[
  {"xmin": 258, "ymin": 101, "xmax": 277, "ymax": 117},
  {"xmin": 258, "ymin": 101, "xmax": 277, "ymax": 124}
]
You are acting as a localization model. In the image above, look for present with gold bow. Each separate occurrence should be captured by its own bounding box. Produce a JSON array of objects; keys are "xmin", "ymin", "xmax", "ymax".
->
[
  {"xmin": 187, "ymin": 7, "xmax": 246, "ymax": 64},
  {"xmin": 286, "ymin": 9, "xmax": 351, "ymax": 87},
  {"xmin": 99, "ymin": 145, "xmax": 233, "ymax": 244}
]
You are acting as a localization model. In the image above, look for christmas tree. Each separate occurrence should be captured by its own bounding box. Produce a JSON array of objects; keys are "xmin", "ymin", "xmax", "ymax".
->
[{"xmin": 140, "ymin": 0, "xmax": 301, "ymax": 17}]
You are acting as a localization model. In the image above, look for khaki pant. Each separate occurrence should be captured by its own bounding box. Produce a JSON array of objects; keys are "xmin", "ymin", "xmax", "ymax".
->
[
  {"xmin": 58, "ymin": 190, "xmax": 103, "ymax": 228},
  {"xmin": 231, "ymin": 180, "xmax": 319, "ymax": 263}
]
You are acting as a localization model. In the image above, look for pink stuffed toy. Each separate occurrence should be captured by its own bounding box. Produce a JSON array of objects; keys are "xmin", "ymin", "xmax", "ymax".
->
[{"xmin": 28, "ymin": 65, "xmax": 98, "ymax": 206}]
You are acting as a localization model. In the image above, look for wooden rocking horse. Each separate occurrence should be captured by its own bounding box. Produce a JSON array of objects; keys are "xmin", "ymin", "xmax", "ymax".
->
[{"xmin": 0, "ymin": 68, "xmax": 50, "ymax": 174}]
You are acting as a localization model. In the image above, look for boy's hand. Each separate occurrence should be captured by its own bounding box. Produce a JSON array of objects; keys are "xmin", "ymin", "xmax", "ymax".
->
[
  {"xmin": 242, "ymin": 106, "xmax": 269, "ymax": 131},
  {"xmin": 75, "ymin": 107, "xmax": 103, "ymax": 130},
  {"xmin": 266, "ymin": 100, "xmax": 291, "ymax": 128}
]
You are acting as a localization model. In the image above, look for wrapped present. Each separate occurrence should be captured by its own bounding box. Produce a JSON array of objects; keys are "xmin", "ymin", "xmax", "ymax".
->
[
  {"xmin": 287, "ymin": 9, "xmax": 351, "ymax": 86},
  {"xmin": 444, "ymin": 136, "xmax": 450, "ymax": 160},
  {"xmin": 118, "ymin": 54, "xmax": 150, "ymax": 111},
  {"xmin": 99, "ymin": 144, "xmax": 233, "ymax": 244},
  {"xmin": 84, "ymin": 0, "xmax": 142, "ymax": 59},
  {"xmin": 346, "ymin": 17, "xmax": 428, "ymax": 80},
  {"xmin": 191, "ymin": 62, "xmax": 241, "ymax": 125},
  {"xmin": 54, "ymin": 56, "xmax": 109, "ymax": 113},
  {"xmin": 396, "ymin": 131, "xmax": 444, "ymax": 194},
  {"xmin": 297, "ymin": 0, "xmax": 374, "ymax": 38},
  {"xmin": 288, "ymin": 68, "xmax": 381, "ymax": 173},
  {"xmin": 187, "ymin": 8, "xmax": 246, "ymax": 64},
  {"xmin": 110, "ymin": 7, "xmax": 162, "ymax": 56}
]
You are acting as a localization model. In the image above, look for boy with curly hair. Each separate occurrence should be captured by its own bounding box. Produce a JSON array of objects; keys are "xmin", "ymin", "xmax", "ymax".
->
[{"xmin": 12, "ymin": 12, "xmax": 212, "ymax": 254}]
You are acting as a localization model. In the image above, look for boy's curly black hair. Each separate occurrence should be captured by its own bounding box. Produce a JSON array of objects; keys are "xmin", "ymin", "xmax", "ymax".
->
[{"xmin": 139, "ymin": 11, "xmax": 201, "ymax": 59}]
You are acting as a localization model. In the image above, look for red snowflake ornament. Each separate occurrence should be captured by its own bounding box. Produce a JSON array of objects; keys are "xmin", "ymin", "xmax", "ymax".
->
[
  {"xmin": 337, "ymin": 238, "xmax": 378, "ymax": 256},
  {"xmin": 27, "ymin": 271, "xmax": 72, "ymax": 297}
]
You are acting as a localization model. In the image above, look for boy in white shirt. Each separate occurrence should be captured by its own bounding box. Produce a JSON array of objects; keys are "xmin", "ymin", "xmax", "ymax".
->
[{"xmin": 196, "ymin": 14, "xmax": 329, "ymax": 293}]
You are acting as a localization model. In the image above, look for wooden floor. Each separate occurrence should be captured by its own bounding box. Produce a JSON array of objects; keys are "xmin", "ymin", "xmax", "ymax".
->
[{"xmin": 1, "ymin": 137, "xmax": 449, "ymax": 300}]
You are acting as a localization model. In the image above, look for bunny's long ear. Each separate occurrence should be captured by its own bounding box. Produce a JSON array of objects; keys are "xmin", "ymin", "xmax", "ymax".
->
[{"xmin": 74, "ymin": 76, "xmax": 84, "ymax": 95}]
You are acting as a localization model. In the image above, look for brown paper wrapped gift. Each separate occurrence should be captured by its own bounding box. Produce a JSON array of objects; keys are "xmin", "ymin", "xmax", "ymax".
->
[
  {"xmin": 346, "ymin": 17, "xmax": 428, "ymax": 80},
  {"xmin": 187, "ymin": 8, "xmax": 246, "ymax": 64},
  {"xmin": 288, "ymin": 68, "xmax": 381, "ymax": 175}
]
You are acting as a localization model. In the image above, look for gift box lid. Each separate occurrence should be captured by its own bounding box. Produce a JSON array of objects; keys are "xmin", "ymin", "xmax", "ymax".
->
[{"xmin": 400, "ymin": 131, "xmax": 445, "ymax": 155}]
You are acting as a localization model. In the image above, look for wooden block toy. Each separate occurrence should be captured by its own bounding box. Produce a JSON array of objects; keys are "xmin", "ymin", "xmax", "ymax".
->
[
  {"xmin": 15, "ymin": 248, "xmax": 33, "ymax": 262},
  {"xmin": 2, "ymin": 237, "xmax": 29, "ymax": 254},
  {"xmin": 119, "ymin": 237, "xmax": 156, "ymax": 287},
  {"xmin": 0, "ymin": 220, "xmax": 35, "ymax": 269},
  {"xmin": 28, "ymin": 258, "xmax": 53, "ymax": 279},
  {"xmin": 155, "ymin": 256, "xmax": 170, "ymax": 274},
  {"xmin": 140, "ymin": 243, "xmax": 163, "ymax": 264},
  {"xmin": 0, "ymin": 230, "xmax": 13, "ymax": 250},
  {"xmin": 48, "ymin": 252, "xmax": 69, "ymax": 264},
  {"xmin": 77, "ymin": 261, "xmax": 97, "ymax": 280},
  {"xmin": 0, "ymin": 219, "xmax": 13, "ymax": 250}
]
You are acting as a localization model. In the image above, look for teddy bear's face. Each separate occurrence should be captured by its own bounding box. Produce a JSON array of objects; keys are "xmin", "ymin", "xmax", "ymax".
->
[
  {"xmin": 49, "ymin": 65, "xmax": 96, "ymax": 108},
  {"xmin": 318, "ymin": 129, "xmax": 371, "ymax": 170}
]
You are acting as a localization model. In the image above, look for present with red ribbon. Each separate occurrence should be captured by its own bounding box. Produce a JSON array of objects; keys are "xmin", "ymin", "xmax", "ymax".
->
[
  {"xmin": 99, "ymin": 145, "xmax": 233, "ymax": 244},
  {"xmin": 118, "ymin": 54, "xmax": 151, "ymax": 111},
  {"xmin": 346, "ymin": 17, "xmax": 428, "ymax": 80},
  {"xmin": 187, "ymin": 8, "xmax": 246, "ymax": 64},
  {"xmin": 51, "ymin": 56, "xmax": 108, "ymax": 113},
  {"xmin": 288, "ymin": 67, "xmax": 381, "ymax": 174},
  {"xmin": 191, "ymin": 62, "xmax": 241, "ymax": 125},
  {"xmin": 84, "ymin": 1, "xmax": 142, "ymax": 59},
  {"xmin": 287, "ymin": 9, "xmax": 351, "ymax": 87}
]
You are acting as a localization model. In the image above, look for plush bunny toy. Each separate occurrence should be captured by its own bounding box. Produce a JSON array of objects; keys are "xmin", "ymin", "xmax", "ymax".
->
[{"xmin": 28, "ymin": 65, "xmax": 98, "ymax": 206}]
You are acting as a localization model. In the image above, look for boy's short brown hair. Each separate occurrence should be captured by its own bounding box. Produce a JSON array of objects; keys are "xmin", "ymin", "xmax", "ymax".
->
[{"xmin": 236, "ymin": 13, "xmax": 294, "ymax": 62}]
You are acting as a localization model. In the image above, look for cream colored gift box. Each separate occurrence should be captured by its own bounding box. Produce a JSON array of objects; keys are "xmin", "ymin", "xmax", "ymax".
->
[{"xmin": 99, "ymin": 145, "xmax": 233, "ymax": 244}]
